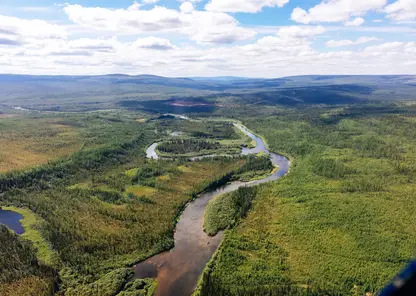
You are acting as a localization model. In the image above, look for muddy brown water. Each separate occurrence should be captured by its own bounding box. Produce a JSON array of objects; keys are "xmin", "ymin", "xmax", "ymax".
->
[{"xmin": 136, "ymin": 122, "xmax": 290, "ymax": 296}]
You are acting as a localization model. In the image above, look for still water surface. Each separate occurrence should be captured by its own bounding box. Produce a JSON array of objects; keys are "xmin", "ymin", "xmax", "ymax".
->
[{"xmin": 0, "ymin": 209, "xmax": 25, "ymax": 234}]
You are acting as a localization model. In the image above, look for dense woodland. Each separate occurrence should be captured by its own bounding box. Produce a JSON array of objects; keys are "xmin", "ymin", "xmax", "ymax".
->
[
  {"xmin": 0, "ymin": 225, "xmax": 57, "ymax": 296},
  {"xmin": 1, "ymin": 79, "xmax": 416, "ymax": 296},
  {"xmin": 157, "ymin": 139, "xmax": 221, "ymax": 155},
  {"xmin": 0, "ymin": 115, "xmax": 256, "ymax": 295},
  {"xmin": 196, "ymin": 103, "xmax": 416, "ymax": 295},
  {"xmin": 204, "ymin": 187, "xmax": 258, "ymax": 236},
  {"xmin": 157, "ymin": 120, "xmax": 239, "ymax": 140}
]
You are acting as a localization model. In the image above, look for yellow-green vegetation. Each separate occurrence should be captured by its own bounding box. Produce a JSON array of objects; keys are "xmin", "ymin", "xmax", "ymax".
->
[
  {"xmin": 4, "ymin": 101, "xmax": 416, "ymax": 296},
  {"xmin": 2, "ymin": 206, "xmax": 59, "ymax": 266},
  {"xmin": 124, "ymin": 168, "xmax": 139, "ymax": 178},
  {"xmin": 177, "ymin": 165, "xmax": 192, "ymax": 173},
  {"xmin": 119, "ymin": 278, "xmax": 157, "ymax": 296},
  {"xmin": 198, "ymin": 105, "xmax": 416, "ymax": 295},
  {"xmin": 1, "ymin": 121, "xmax": 246, "ymax": 293},
  {"xmin": 65, "ymin": 268, "xmax": 156, "ymax": 296},
  {"xmin": 125, "ymin": 185, "xmax": 156, "ymax": 197},
  {"xmin": 67, "ymin": 182, "xmax": 91, "ymax": 190},
  {"xmin": 0, "ymin": 116, "xmax": 81, "ymax": 172},
  {"xmin": 0, "ymin": 276, "xmax": 53, "ymax": 296},
  {"xmin": 0, "ymin": 111, "xmax": 150, "ymax": 173},
  {"xmin": 231, "ymin": 124, "xmax": 256, "ymax": 148}
]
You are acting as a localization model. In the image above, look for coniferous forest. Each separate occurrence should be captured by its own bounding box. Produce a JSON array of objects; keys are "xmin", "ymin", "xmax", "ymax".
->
[{"xmin": 0, "ymin": 76, "xmax": 416, "ymax": 296}]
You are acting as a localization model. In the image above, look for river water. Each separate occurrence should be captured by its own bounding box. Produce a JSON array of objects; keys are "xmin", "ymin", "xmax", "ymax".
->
[
  {"xmin": 0, "ymin": 209, "xmax": 25, "ymax": 234},
  {"xmin": 135, "ymin": 122, "xmax": 290, "ymax": 296}
]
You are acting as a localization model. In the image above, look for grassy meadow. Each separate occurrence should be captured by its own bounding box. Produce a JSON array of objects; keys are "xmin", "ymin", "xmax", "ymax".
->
[{"xmin": 0, "ymin": 111, "xmax": 150, "ymax": 173}]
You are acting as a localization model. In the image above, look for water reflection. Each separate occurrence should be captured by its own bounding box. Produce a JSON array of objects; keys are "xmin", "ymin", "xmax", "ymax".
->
[{"xmin": 0, "ymin": 209, "xmax": 24, "ymax": 234}]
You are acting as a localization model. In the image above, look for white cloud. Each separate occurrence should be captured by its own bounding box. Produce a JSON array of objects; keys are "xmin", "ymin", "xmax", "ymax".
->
[
  {"xmin": 0, "ymin": 15, "xmax": 66, "ymax": 41},
  {"xmin": 373, "ymin": 19, "xmax": 383, "ymax": 23},
  {"xmin": 277, "ymin": 25, "xmax": 326, "ymax": 38},
  {"xmin": 63, "ymin": 3, "xmax": 255, "ymax": 44},
  {"xmin": 67, "ymin": 38, "xmax": 119, "ymax": 52},
  {"xmin": 384, "ymin": 0, "xmax": 416, "ymax": 22},
  {"xmin": 180, "ymin": 2, "xmax": 195, "ymax": 13},
  {"xmin": 64, "ymin": 4, "xmax": 183, "ymax": 32},
  {"xmin": 2, "ymin": 35, "xmax": 415, "ymax": 77},
  {"xmin": 291, "ymin": 0, "xmax": 387, "ymax": 24},
  {"xmin": 0, "ymin": 4, "xmax": 415, "ymax": 77},
  {"xmin": 363, "ymin": 41, "xmax": 405, "ymax": 53},
  {"xmin": 205, "ymin": 0, "xmax": 289, "ymax": 13},
  {"xmin": 142, "ymin": 0, "xmax": 160, "ymax": 4},
  {"xmin": 345, "ymin": 17, "xmax": 365, "ymax": 26},
  {"xmin": 133, "ymin": 37, "xmax": 176, "ymax": 50},
  {"xmin": 326, "ymin": 37, "xmax": 379, "ymax": 47}
]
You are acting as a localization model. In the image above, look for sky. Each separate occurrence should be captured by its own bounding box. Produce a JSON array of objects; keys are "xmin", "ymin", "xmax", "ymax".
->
[{"xmin": 0, "ymin": 0, "xmax": 415, "ymax": 77}]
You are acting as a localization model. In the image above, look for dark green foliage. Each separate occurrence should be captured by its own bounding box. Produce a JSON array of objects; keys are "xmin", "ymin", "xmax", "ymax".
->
[
  {"xmin": 197, "ymin": 103, "xmax": 416, "ymax": 296},
  {"xmin": 312, "ymin": 157, "xmax": 355, "ymax": 179},
  {"xmin": 190, "ymin": 123, "xmax": 238, "ymax": 140},
  {"xmin": 204, "ymin": 187, "xmax": 257, "ymax": 235},
  {"xmin": 118, "ymin": 278, "xmax": 156, "ymax": 296},
  {"xmin": 232, "ymin": 187, "xmax": 257, "ymax": 219},
  {"xmin": 135, "ymin": 166, "xmax": 164, "ymax": 181},
  {"xmin": 91, "ymin": 189, "xmax": 126, "ymax": 204},
  {"xmin": 158, "ymin": 139, "xmax": 220, "ymax": 154},
  {"xmin": 0, "ymin": 225, "xmax": 56, "ymax": 286},
  {"xmin": 157, "ymin": 119, "xmax": 238, "ymax": 140},
  {"xmin": 3, "ymin": 92, "xmax": 416, "ymax": 296},
  {"xmin": 353, "ymin": 135, "xmax": 403, "ymax": 159},
  {"xmin": 132, "ymin": 164, "xmax": 175, "ymax": 187},
  {"xmin": 237, "ymin": 156, "xmax": 273, "ymax": 174},
  {"xmin": 341, "ymin": 177, "xmax": 385, "ymax": 192},
  {"xmin": 65, "ymin": 268, "xmax": 134, "ymax": 296}
]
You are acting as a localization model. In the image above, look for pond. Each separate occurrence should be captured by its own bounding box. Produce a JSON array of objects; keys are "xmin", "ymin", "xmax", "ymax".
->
[{"xmin": 0, "ymin": 208, "xmax": 25, "ymax": 234}]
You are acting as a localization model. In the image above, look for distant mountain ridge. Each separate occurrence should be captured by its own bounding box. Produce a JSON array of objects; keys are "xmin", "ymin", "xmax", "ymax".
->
[{"xmin": 0, "ymin": 74, "xmax": 415, "ymax": 112}]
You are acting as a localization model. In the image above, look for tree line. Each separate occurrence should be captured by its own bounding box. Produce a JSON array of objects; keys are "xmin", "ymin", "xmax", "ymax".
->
[{"xmin": 157, "ymin": 139, "xmax": 221, "ymax": 154}]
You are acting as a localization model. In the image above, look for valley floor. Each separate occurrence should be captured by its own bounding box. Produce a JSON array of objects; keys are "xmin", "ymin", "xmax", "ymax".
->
[{"xmin": 1, "ymin": 103, "xmax": 416, "ymax": 296}]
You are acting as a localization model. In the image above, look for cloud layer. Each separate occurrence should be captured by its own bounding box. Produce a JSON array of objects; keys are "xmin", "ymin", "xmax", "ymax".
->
[
  {"xmin": 291, "ymin": 0, "xmax": 387, "ymax": 24},
  {"xmin": 0, "ymin": 1, "xmax": 414, "ymax": 77},
  {"xmin": 63, "ymin": 3, "xmax": 256, "ymax": 44},
  {"xmin": 205, "ymin": 0, "xmax": 289, "ymax": 13}
]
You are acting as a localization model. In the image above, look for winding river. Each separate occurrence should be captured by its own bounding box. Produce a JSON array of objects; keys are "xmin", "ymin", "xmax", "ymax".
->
[{"xmin": 136, "ymin": 122, "xmax": 290, "ymax": 296}]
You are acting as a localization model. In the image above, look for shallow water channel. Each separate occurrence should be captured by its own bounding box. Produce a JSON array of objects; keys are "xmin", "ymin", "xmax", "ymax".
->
[{"xmin": 136, "ymin": 122, "xmax": 290, "ymax": 296}]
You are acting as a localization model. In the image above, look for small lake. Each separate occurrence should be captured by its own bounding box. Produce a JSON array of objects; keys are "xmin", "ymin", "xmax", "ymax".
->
[{"xmin": 0, "ymin": 209, "xmax": 25, "ymax": 234}]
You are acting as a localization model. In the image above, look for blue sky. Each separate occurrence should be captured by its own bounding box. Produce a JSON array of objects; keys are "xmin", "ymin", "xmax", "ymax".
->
[{"xmin": 0, "ymin": 0, "xmax": 415, "ymax": 77}]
